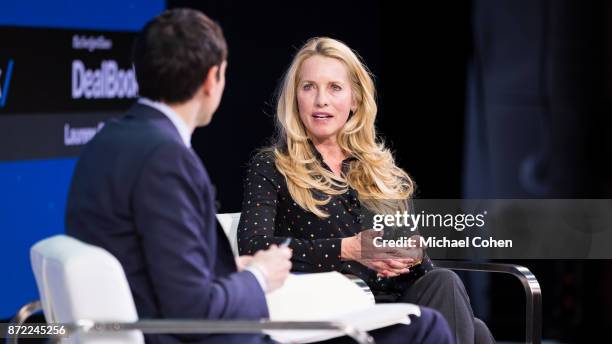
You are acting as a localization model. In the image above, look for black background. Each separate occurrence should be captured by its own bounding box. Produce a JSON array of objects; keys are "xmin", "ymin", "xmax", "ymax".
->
[{"xmin": 166, "ymin": 1, "xmax": 612, "ymax": 342}]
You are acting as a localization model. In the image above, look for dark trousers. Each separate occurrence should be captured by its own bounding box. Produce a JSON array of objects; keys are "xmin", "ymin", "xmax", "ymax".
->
[
  {"xmin": 320, "ymin": 307, "xmax": 455, "ymax": 344},
  {"xmin": 398, "ymin": 269, "xmax": 495, "ymax": 344}
]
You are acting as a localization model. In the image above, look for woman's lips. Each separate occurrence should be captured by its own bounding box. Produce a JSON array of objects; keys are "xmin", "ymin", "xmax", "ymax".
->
[{"xmin": 312, "ymin": 112, "xmax": 333, "ymax": 120}]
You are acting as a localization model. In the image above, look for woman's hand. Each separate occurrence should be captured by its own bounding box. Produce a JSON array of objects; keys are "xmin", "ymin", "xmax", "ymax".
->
[
  {"xmin": 372, "ymin": 234, "xmax": 425, "ymax": 277},
  {"xmin": 372, "ymin": 258, "xmax": 414, "ymax": 278},
  {"xmin": 341, "ymin": 231, "xmax": 415, "ymax": 277}
]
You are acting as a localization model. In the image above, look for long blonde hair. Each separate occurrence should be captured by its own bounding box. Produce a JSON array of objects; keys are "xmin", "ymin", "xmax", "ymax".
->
[{"xmin": 271, "ymin": 37, "xmax": 414, "ymax": 218}]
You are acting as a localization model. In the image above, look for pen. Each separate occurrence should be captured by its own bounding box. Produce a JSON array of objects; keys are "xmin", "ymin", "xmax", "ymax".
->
[{"xmin": 280, "ymin": 238, "xmax": 292, "ymax": 247}]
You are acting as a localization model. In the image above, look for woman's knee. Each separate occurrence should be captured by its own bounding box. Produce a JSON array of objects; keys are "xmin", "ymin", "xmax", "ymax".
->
[
  {"xmin": 424, "ymin": 268, "xmax": 464, "ymax": 287},
  {"xmin": 474, "ymin": 317, "xmax": 495, "ymax": 344}
]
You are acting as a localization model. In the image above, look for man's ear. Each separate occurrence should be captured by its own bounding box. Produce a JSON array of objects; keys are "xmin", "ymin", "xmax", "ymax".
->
[{"xmin": 202, "ymin": 65, "xmax": 220, "ymax": 96}]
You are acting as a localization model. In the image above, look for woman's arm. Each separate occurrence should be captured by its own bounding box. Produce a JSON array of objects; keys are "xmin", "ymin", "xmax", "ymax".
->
[{"xmin": 237, "ymin": 154, "xmax": 344, "ymax": 273}]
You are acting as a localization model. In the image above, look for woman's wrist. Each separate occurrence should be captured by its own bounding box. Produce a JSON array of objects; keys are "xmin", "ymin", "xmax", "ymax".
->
[{"xmin": 340, "ymin": 235, "xmax": 359, "ymax": 261}]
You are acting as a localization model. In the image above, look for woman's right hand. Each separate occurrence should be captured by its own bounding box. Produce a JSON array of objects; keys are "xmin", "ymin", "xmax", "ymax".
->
[{"xmin": 340, "ymin": 231, "xmax": 414, "ymax": 277}]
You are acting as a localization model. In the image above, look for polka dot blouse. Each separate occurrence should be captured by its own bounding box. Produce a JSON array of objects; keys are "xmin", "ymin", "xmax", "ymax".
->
[{"xmin": 237, "ymin": 146, "xmax": 433, "ymax": 292}]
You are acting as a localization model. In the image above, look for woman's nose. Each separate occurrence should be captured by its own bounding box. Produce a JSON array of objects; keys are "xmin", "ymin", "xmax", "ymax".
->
[{"xmin": 315, "ymin": 90, "xmax": 329, "ymax": 107}]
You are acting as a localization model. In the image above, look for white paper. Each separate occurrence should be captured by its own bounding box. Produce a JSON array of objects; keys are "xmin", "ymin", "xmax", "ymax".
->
[{"xmin": 264, "ymin": 272, "xmax": 421, "ymax": 343}]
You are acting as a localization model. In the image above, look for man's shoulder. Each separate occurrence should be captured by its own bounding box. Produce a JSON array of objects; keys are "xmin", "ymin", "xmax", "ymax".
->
[
  {"xmin": 89, "ymin": 105, "xmax": 182, "ymax": 155},
  {"xmin": 74, "ymin": 107, "xmax": 192, "ymax": 188}
]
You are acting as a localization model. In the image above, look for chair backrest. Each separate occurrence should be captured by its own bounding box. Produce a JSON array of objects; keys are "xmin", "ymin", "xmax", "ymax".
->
[
  {"xmin": 216, "ymin": 212, "xmax": 241, "ymax": 257},
  {"xmin": 30, "ymin": 235, "xmax": 144, "ymax": 343}
]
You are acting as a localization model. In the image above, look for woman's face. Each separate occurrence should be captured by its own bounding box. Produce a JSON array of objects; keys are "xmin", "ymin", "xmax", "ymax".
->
[{"xmin": 297, "ymin": 55, "xmax": 355, "ymax": 143}]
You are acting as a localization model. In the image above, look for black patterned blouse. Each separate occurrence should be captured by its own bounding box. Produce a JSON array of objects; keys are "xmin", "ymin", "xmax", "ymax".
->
[{"xmin": 237, "ymin": 146, "xmax": 433, "ymax": 293}]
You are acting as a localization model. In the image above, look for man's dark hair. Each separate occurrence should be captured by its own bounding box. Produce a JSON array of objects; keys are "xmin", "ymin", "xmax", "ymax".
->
[{"xmin": 132, "ymin": 8, "xmax": 227, "ymax": 104}]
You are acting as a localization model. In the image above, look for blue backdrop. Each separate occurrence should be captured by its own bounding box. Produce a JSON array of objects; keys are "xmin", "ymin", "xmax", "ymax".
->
[{"xmin": 0, "ymin": 0, "xmax": 165, "ymax": 318}]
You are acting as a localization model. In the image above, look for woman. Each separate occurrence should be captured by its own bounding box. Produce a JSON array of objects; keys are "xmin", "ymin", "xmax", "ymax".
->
[{"xmin": 238, "ymin": 37, "xmax": 494, "ymax": 344}]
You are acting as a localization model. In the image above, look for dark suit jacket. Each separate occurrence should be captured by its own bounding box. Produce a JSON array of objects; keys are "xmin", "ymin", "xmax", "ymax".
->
[{"xmin": 65, "ymin": 103, "xmax": 271, "ymax": 344}]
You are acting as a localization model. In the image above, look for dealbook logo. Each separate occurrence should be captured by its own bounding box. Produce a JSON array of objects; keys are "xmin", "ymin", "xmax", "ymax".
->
[
  {"xmin": 0, "ymin": 59, "xmax": 14, "ymax": 108},
  {"xmin": 71, "ymin": 59, "xmax": 138, "ymax": 99}
]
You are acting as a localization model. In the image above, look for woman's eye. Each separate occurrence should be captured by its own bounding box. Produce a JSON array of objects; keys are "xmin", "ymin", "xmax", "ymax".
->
[
  {"xmin": 303, "ymin": 84, "xmax": 313, "ymax": 90},
  {"xmin": 331, "ymin": 84, "xmax": 342, "ymax": 91}
]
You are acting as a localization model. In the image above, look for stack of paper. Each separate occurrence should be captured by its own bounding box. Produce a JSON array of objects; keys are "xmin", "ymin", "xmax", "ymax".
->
[{"xmin": 265, "ymin": 272, "xmax": 421, "ymax": 343}]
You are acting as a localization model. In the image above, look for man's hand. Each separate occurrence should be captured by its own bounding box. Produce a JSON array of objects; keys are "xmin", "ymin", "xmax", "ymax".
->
[
  {"xmin": 235, "ymin": 255, "xmax": 254, "ymax": 271},
  {"xmin": 249, "ymin": 244, "xmax": 292, "ymax": 292}
]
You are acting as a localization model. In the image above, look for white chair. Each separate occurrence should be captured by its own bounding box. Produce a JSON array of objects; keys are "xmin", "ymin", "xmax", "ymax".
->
[
  {"xmin": 8, "ymin": 234, "xmax": 373, "ymax": 344},
  {"xmin": 216, "ymin": 212, "xmax": 241, "ymax": 256},
  {"xmin": 30, "ymin": 235, "xmax": 144, "ymax": 344}
]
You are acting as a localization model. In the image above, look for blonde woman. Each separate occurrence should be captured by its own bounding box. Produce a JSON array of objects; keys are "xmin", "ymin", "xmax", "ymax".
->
[{"xmin": 238, "ymin": 37, "xmax": 493, "ymax": 344}]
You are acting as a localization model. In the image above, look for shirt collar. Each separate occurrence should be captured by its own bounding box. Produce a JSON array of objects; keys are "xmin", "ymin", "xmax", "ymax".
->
[
  {"xmin": 138, "ymin": 98, "xmax": 192, "ymax": 147},
  {"xmin": 306, "ymin": 139, "xmax": 357, "ymax": 174}
]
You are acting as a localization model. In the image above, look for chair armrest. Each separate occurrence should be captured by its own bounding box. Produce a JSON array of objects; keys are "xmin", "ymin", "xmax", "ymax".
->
[
  {"xmin": 66, "ymin": 319, "xmax": 375, "ymax": 344},
  {"xmin": 11, "ymin": 275, "xmax": 379, "ymax": 344},
  {"xmin": 432, "ymin": 260, "xmax": 541, "ymax": 344},
  {"xmin": 5, "ymin": 300, "xmax": 374, "ymax": 344},
  {"xmin": 344, "ymin": 274, "xmax": 375, "ymax": 303},
  {"xmin": 5, "ymin": 300, "xmax": 43, "ymax": 344}
]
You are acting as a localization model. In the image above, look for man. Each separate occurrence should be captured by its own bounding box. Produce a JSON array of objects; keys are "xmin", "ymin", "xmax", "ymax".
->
[{"xmin": 66, "ymin": 8, "xmax": 453, "ymax": 344}]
